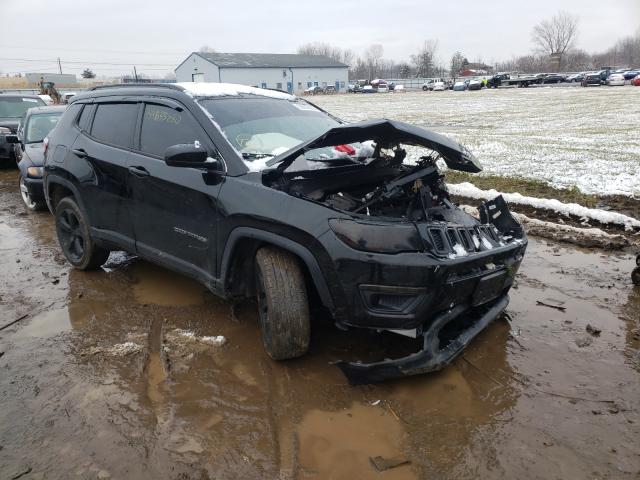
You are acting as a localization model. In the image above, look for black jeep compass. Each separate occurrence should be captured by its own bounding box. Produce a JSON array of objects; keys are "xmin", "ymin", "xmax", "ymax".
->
[{"xmin": 44, "ymin": 83, "xmax": 527, "ymax": 384}]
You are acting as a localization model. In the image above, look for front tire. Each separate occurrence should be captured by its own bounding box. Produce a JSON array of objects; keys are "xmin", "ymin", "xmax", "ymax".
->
[
  {"xmin": 255, "ymin": 246, "xmax": 310, "ymax": 360},
  {"xmin": 55, "ymin": 196, "xmax": 109, "ymax": 270},
  {"xmin": 18, "ymin": 174, "xmax": 45, "ymax": 211}
]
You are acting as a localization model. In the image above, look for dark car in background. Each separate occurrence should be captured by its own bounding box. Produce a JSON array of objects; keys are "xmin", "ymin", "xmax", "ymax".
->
[
  {"xmin": 7, "ymin": 105, "xmax": 65, "ymax": 210},
  {"xmin": 582, "ymin": 73, "xmax": 602, "ymax": 87},
  {"xmin": 43, "ymin": 82, "xmax": 526, "ymax": 384},
  {"xmin": 0, "ymin": 94, "xmax": 46, "ymax": 166},
  {"xmin": 542, "ymin": 73, "xmax": 566, "ymax": 84}
]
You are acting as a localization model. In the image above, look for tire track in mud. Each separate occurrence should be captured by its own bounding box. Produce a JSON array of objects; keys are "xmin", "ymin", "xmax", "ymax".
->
[
  {"xmin": 262, "ymin": 360, "xmax": 300, "ymax": 479},
  {"xmin": 144, "ymin": 317, "xmax": 168, "ymax": 419}
]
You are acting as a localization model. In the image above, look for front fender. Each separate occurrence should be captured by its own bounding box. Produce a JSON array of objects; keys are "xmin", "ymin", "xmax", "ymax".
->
[{"xmin": 219, "ymin": 226, "xmax": 335, "ymax": 312}]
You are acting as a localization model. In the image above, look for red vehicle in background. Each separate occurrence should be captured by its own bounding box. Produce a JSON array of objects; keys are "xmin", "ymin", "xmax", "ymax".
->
[{"xmin": 631, "ymin": 74, "xmax": 640, "ymax": 86}]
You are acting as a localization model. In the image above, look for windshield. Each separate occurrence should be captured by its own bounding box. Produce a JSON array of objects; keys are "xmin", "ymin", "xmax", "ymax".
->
[
  {"xmin": 0, "ymin": 97, "xmax": 45, "ymax": 118},
  {"xmin": 25, "ymin": 112, "xmax": 62, "ymax": 143},
  {"xmin": 200, "ymin": 97, "xmax": 340, "ymax": 168}
]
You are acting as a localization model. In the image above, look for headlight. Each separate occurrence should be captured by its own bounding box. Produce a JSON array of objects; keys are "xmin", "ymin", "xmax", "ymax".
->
[
  {"xmin": 328, "ymin": 218, "xmax": 422, "ymax": 253},
  {"xmin": 27, "ymin": 166, "xmax": 44, "ymax": 178}
]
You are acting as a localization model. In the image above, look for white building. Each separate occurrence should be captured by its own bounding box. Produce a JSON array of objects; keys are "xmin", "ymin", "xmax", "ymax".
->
[{"xmin": 174, "ymin": 52, "xmax": 349, "ymax": 94}]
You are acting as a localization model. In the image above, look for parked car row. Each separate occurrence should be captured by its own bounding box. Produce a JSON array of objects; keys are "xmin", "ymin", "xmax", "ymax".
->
[
  {"xmin": 303, "ymin": 85, "xmax": 337, "ymax": 95},
  {"xmin": 0, "ymin": 94, "xmax": 65, "ymax": 209},
  {"xmin": 419, "ymin": 67, "xmax": 640, "ymax": 92},
  {"xmin": 348, "ymin": 79, "xmax": 404, "ymax": 93}
]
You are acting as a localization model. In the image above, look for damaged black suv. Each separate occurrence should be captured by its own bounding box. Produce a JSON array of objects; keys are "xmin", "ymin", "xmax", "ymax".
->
[{"xmin": 44, "ymin": 83, "xmax": 527, "ymax": 384}]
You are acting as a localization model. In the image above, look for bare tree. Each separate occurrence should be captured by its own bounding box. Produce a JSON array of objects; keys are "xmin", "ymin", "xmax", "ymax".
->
[
  {"xmin": 531, "ymin": 11, "xmax": 579, "ymax": 69},
  {"xmin": 199, "ymin": 45, "xmax": 216, "ymax": 53},
  {"xmin": 364, "ymin": 44, "xmax": 384, "ymax": 80},
  {"xmin": 411, "ymin": 40, "xmax": 439, "ymax": 77},
  {"xmin": 450, "ymin": 51, "xmax": 466, "ymax": 78},
  {"xmin": 398, "ymin": 62, "xmax": 412, "ymax": 78},
  {"xmin": 297, "ymin": 42, "xmax": 353, "ymax": 65}
]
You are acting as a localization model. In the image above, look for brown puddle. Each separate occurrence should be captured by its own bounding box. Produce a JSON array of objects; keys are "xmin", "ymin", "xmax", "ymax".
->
[
  {"xmin": 131, "ymin": 261, "xmax": 208, "ymax": 306},
  {"xmin": 297, "ymin": 402, "xmax": 415, "ymax": 479},
  {"xmin": 0, "ymin": 169, "xmax": 639, "ymax": 479}
]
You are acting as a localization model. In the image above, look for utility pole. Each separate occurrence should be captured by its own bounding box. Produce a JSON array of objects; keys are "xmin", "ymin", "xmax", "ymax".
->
[
  {"xmin": 133, "ymin": 66, "xmax": 138, "ymax": 82},
  {"xmin": 57, "ymin": 57, "xmax": 62, "ymax": 74}
]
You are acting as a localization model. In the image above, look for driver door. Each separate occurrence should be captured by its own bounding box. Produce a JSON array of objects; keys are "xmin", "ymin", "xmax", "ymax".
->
[{"xmin": 128, "ymin": 100, "xmax": 223, "ymax": 281}]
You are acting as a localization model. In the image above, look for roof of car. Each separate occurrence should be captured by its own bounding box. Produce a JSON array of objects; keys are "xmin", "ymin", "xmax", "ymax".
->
[
  {"xmin": 26, "ymin": 105, "xmax": 67, "ymax": 114},
  {"xmin": 73, "ymin": 82, "xmax": 295, "ymax": 102},
  {"xmin": 0, "ymin": 93, "xmax": 44, "ymax": 99}
]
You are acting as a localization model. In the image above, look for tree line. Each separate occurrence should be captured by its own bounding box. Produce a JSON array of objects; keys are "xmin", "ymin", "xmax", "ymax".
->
[{"xmin": 297, "ymin": 12, "xmax": 640, "ymax": 80}]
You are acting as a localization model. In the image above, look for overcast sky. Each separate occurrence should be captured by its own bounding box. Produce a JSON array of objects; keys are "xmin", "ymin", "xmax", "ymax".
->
[{"xmin": 1, "ymin": 0, "xmax": 638, "ymax": 77}]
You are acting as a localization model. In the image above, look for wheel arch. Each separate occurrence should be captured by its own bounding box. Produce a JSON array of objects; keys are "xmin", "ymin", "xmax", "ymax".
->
[
  {"xmin": 45, "ymin": 175, "xmax": 86, "ymax": 215},
  {"xmin": 220, "ymin": 227, "xmax": 335, "ymax": 313}
]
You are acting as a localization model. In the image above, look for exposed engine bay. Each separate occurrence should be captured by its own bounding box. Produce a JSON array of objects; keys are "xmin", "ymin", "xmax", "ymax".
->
[{"xmin": 264, "ymin": 143, "xmax": 525, "ymax": 258}]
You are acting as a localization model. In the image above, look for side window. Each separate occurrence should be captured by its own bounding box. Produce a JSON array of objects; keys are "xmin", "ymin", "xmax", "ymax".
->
[
  {"xmin": 77, "ymin": 104, "xmax": 94, "ymax": 132},
  {"xmin": 90, "ymin": 103, "xmax": 138, "ymax": 149},
  {"xmin": 139, "ymin": 103, "xmax": 205, "ymax": 158}
]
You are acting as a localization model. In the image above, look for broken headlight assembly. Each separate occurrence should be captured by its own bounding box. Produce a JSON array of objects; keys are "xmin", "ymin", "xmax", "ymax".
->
[{"xmin": 328, "ymin": 218, "xmax": 423, "ymax": 254}]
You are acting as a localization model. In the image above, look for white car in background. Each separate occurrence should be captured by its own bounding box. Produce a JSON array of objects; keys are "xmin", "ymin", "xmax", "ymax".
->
[
  {"xmin": 432, "ymin": 81, "xmax": 445, "ymax": 91},
  {"xmin": 37, "ymin": 94, "xmax": 54, "ymax": 105},
  {"xmin": 606, "ymin": 73, "xmax": 625, "ymax": 86}
]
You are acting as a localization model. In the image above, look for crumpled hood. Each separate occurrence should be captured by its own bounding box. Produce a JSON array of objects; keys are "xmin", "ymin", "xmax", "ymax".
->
[{"xmin": 265, "ymin": 119, "xmax": 482, "ymax": 173}]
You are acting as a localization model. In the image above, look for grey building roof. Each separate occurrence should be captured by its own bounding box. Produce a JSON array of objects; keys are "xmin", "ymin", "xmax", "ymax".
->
[{"xmin": 191, "ymin": 52, "xmax": 349, "ymax": 69}]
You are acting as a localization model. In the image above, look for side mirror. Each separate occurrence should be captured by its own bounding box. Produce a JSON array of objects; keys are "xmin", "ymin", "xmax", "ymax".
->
[
  {"xmin": 5, "ymin": 134, "xmax": 19, "ymax": 144},
  {"xmin": 164, "ymin": 143, "xmax": 220, "ymax": 170}
]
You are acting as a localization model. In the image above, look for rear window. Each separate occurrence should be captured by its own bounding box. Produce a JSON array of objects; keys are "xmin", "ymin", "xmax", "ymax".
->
[
  {"xmin": 90, "ymin": 103, "xmax": 138, "ymax": 149},
  {"xmin": 77, "ymin": 104, "xmax": 94, "ymax": 131},
  {"xmin": 25, "ymin": 112, "xmax": 63, "ymax": 143},
  {"xmin": 0, "ymin": 97, "xmax": 45, "ymax": 118}
]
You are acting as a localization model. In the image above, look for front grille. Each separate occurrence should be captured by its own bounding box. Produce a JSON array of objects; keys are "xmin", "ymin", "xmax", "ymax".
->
[
  {"xmin": 426, "ymin": 223, "xmax": 506, "ymax": 256},
  {"xmin": 428, "ymin": 228, "xmax": 446, "ymax": 252}
]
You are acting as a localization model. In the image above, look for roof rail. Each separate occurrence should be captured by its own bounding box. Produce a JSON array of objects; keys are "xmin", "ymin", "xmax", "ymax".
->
[{"xmin": 88, "ymin": 83, "xmax": 183, "ymax": 92}]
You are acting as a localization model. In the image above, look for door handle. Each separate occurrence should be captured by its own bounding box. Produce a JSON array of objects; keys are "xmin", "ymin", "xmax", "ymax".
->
[
  {"xmin": 72, "ymin": 148, "xmax": 88, "ymax": 158},
  {"xmin": 128, "ymin": 166, "xmax": 150, "ymax": 177}
]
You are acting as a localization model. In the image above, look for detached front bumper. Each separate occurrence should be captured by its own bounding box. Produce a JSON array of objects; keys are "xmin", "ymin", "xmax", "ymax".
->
[{"xmin": 337, "ymin": 294, "xmax": 509, "ymax": 384}]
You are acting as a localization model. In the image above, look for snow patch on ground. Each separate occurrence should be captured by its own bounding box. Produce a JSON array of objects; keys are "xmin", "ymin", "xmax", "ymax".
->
[
  {"xmin": 513, "ymin": 212, "xmax": 629, "ymax": 249},
  {"xmin": 450, "ymin": 182, "xmax": 640, "ymax": 230},
  {"xmin": 166, "ymin": 329, "xmax": 226, "ymax": 347},
  {"xmin": 309, "ymin": 88, "xmax": 640, "ymax": 196},
  {"xmin": 82, "ymin": 342, "xmax": 143, "ymax": 357}
]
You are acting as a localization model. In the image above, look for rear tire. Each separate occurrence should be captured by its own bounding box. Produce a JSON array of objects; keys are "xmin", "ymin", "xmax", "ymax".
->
[
  {"xmin": 55, "ymin": 196, "xmax": 110, "ymax": 270},
  {"xmin": 255, "ymin": 246, "xmax": 310, "ymax": 360}
]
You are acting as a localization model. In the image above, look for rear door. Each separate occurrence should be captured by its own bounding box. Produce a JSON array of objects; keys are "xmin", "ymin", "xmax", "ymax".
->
[
  {"xmin": 127, "ymin": 99, "xmax": 223, "ymax": 281},
  {"xmin": 70, "ymin": 101, "xmax": 137, "ymax": 250}
]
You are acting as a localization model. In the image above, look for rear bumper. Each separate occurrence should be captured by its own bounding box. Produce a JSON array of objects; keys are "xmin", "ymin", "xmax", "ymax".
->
[{"xmin": 337, "ymin": 294, "xmax": 509, "ymax": 384}]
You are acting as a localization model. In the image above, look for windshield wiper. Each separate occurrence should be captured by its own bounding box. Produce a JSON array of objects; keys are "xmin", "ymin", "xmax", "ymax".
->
[{"xmin": 241, "ymin": 152, "xmax": 273, "ymax": 159}]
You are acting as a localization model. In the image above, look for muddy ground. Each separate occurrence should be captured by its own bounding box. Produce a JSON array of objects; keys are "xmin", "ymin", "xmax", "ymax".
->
[{"xmin": 0, "ymin": 168, "xmax": 639, "ymax": 479}]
